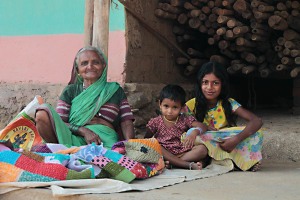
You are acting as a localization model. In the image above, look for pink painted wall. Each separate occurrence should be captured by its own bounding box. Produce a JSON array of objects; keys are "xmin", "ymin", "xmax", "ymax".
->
[
  {"xmin": 0, "ymin": 34, "xmax": 84, "ymax": 83},
  {"xmin": 0, "ymin": 31, "xmax": 125, "ymax": 84},
  {"xmin": 107, "ymin": 31, "xmax": 126, "ymax": 83}
]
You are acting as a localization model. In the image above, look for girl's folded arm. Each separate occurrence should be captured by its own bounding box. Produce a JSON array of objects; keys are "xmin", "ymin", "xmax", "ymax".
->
[{"xmin": 233, "ymin": 106, "xmax": 263, "ymax": 142}]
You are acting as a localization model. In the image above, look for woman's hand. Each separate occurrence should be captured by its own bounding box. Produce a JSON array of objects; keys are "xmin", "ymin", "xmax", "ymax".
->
[
  {"xmin": 218, "ymin": 136, "xmax": 240, "ymax": 153},
  {"xmin": 78, "ymin": 126, "xmax": 102, "ymax": 145}
]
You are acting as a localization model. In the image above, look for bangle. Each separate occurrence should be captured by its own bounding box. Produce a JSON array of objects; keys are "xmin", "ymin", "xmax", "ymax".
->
[
  {"xmin": 186, "ymin": 127, "xmax": 203, "ymax": 136},
  {"xmin": 195, "ymin": 127, "xmax": 203, "ymax": 134},
  {"xmin": 69, "ymin": 124, "xmax": 80, "ymax": 133},
  {"xmin": 189, "ymin": 162, "xmax": 195, "ymax": 170}
]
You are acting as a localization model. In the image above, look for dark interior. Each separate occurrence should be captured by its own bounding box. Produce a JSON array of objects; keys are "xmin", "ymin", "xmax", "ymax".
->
[{"xmin": 229, "ymin": 76, "xmax": 293, "ymax": 111}]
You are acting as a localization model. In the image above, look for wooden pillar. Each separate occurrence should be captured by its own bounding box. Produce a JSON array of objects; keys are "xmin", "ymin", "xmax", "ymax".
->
[
  {"xmin": 84, "ymin": 0, "xmax": 94, "ymax": 46},
  {"xmin": 92, "ymin": 0, "xmax": 111, "ymax": 57},
  {"xmin": 293, "ymin": 78, "xmax": 300, "ymax": 115}
]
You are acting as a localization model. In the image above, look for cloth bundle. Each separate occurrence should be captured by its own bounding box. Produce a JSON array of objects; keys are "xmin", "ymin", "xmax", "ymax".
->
[
  {"xmin": 0, "ymin": 116, "xmax": 43, "ymax": 151},
  {"xmin": 112, "ymin": 138, "xmax": 165, "ymax": 178},
  {"xmin": 74, "ymin": 143, "xmax": 147, "ymax": 182},
  {"xmin": 0, "ymin": 150, "xmax": 94, "ymax": 182},
  {"xmin": 0, "ymin": 96, "xmax": 44, "ymax": 151},
  {"xmin": 0, "ymin": 142, "xmax": 164, "ymax": 184}
]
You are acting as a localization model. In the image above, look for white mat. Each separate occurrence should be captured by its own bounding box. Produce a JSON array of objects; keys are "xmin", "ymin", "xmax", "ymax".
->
[{"xmin": 0, "ymin": 160, "xmax": 233, "ymax": 197}]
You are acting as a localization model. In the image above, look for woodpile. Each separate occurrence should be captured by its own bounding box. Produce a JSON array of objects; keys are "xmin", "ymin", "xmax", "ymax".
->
[{"xmin": 155, "ymin": 0, "xmax": 300, "ymax": 78}]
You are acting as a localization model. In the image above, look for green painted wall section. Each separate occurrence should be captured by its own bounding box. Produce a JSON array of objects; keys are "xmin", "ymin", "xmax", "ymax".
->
[
  {"xmin": 0, "ymin": 0, "xmax": 125, "ymax": 36},
  {"xmin": 110, "ymin": 1, "xmax": 125, "ymax": 31}
]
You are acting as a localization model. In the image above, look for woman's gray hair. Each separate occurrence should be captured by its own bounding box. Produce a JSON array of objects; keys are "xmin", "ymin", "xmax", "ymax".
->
[{"xmin": 75, "ymin": 46, "xmax": 107, "ymax": 68}]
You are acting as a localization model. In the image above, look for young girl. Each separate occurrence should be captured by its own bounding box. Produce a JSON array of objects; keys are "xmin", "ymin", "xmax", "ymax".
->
[
  {"xmin": 185, "ymin": 61, "xmax": 263, "ymax": 171},
  {"xmin": 145, "ymin": 84, "xmax": 208, "ymax": 170}
]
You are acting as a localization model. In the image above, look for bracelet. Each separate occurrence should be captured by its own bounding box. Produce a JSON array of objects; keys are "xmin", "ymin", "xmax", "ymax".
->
[
  {"xmin": 189, "ymin": 162, "xmax": 195, "ymax": 170},
  {"xmin": 186, "ymin": 127, "xmax": 203, "ymax": 136},
  {"xmin": 69, "ymin": 124, "xmax": 80, "ymax": 133}
]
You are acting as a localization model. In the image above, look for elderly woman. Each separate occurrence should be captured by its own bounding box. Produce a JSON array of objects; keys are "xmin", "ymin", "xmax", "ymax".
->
[{"xmin": 35, "ymin": 46, "xmax": 135, "ymax": 149}]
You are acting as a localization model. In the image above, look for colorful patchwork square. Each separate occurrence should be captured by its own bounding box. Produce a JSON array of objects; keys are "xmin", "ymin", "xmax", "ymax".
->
[
  {"xmin": 0, "ymin": 151, "xmax": 21, "ymax": 165},
  {"xmin": 0, "ymin": 162, "xmax": 22, "ymax": 182}
]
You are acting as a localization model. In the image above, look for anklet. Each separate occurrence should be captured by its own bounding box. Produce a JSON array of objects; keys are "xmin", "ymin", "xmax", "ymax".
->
[{"xmin": 189, "ymin": 162, "xmax": 195, "ymax": 170}]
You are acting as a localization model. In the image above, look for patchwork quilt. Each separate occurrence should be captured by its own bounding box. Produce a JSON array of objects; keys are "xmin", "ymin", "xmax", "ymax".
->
[{"xmin": 0, "ymin": 139, "xmax": 165, "ymax": 184}]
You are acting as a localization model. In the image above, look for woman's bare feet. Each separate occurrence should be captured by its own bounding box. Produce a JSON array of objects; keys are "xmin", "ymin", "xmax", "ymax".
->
[{"xmin": 164, "ymin": 160, "xmax": 172, "ymax": 169}]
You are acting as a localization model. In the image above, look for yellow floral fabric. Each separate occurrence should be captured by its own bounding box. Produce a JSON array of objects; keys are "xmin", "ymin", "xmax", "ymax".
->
[{"xmin": 185, "ymin": 98, "xmax": 240, "ymax": 130}]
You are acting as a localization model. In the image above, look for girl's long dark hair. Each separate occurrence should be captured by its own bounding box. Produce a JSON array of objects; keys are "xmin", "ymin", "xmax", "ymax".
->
[{"xmin": 195, "ymin": 61, "xmax": 237, "ymax": 127}]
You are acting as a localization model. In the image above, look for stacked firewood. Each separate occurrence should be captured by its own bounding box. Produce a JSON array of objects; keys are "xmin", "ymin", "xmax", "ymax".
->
[{"xmin": 155, "ymin": 0, "xmax": 300, "ymax": 78}]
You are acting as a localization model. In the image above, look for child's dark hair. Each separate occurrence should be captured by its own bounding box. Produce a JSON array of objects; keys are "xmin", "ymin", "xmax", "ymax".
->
[
  {"xmin": 159, "ymin": 84, "xmax": 186, "ymax": 106},
  {"xmin": 195, "ymin": 61, "xmax": 237, "ymax": 126}
]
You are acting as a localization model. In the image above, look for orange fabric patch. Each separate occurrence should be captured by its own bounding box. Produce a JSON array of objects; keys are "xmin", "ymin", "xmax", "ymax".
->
[
  {"xmin": 127, "ymin": 138, "xmax": 162, "ymax": 155},
  {"xmin": 0, "ymin": 162, "xmax": 22, "ymax": 182}
]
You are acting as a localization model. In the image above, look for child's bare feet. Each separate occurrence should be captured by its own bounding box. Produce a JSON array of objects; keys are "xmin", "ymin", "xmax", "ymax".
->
[
  {"xmin": 250, "ymin": 161, "xmax": 261, "ymax": 172},
  {"xmin": 190, "ymin": 162, "xmax": 202, "ymax": 170},
  {"xmin": 165, "ymin": 160, "xmax": 202, "ymax": 170},
  {"xmin": 164, "ymin": 160, "xmax": 172, "ymax": 169}
]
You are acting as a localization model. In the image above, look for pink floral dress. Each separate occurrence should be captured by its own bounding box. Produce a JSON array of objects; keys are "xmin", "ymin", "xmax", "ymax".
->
[{"xmin": 146, "ymin": 114, "xmax": 196, "ymax": 155}]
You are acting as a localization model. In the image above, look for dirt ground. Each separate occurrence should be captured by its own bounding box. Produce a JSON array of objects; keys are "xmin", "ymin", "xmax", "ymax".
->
[
  {"xmin": 254, "ymin": 108, "xmax": 300, "ymax": 161},
  {"xmin": 2, "ymin": 158, "xmax": 300, "ymax": 200}
]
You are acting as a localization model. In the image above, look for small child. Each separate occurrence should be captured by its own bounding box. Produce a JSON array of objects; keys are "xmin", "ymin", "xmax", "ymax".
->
[{"xmin": 145, "ymin": 84, "xmax": 208, "ymax": 170}]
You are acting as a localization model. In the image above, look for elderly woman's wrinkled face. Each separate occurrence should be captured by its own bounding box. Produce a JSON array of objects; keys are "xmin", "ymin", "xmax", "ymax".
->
[{"xmin": 77, "ymin": 50, "xmax": 105, "ymax": 83}]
